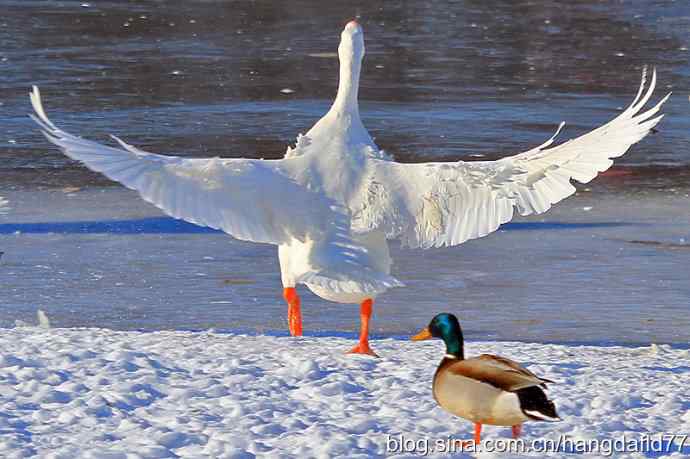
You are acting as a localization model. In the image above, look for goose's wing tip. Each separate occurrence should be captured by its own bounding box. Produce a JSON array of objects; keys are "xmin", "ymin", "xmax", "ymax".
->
[{"xmin": 28, "ymin": 85, "xmax": 61, "ymax": 132}]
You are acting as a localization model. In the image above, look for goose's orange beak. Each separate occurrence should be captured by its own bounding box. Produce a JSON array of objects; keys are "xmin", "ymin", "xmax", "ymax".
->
[{"xmin": 411, "ymin": 327, "xmax": 432, "ymax": 341}]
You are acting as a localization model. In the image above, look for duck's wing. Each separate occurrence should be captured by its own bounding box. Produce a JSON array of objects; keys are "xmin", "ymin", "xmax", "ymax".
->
[
  {"xmin": 449, "ymin": 354, "xmax": 549, "ymax": 392},
  {"xmin": 354, "ymin": 69, "xmax": 669, "ymax": 249},
  {"xmin": 30, "ymin": 87, "xmax": 333, "ymax": 245},
  {"xmin": 476, "ymin": 354, "xmax": 554, "ymax": 385}
]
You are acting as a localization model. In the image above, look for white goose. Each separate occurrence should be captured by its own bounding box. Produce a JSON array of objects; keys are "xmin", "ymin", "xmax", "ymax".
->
[{"xmin": 31, "ymin": 20, "xmax": 668, "ymax": 356}]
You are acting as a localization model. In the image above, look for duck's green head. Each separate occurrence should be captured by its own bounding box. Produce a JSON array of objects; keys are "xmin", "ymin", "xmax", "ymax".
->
[{"xmin": 411, "ymin": 313, "xmax": 464, "ymax": 358}]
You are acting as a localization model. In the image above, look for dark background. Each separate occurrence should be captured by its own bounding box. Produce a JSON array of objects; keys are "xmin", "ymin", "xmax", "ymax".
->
[{"xmin": 1, "ymin": 0, "xmax": 688, "ymax": 189}]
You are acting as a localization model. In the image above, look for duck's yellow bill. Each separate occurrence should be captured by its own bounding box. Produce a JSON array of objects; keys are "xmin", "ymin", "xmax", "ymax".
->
[{"xmin": 411, "ymin": 327, "xmax": 432, "ymax": 341}]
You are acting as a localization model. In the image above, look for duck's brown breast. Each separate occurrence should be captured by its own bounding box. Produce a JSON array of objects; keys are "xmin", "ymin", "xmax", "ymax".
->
[{"xmin": 433, "ymin": 358, "xmax": 528, "ymax": 426}]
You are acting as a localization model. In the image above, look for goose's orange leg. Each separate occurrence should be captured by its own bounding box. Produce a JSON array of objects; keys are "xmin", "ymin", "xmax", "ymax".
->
[
  {"xmin": 347, "ymin": 298, "xmax": 378, "ymax": 357},
  {"xmin": 512, "ymin": 424, "xmax": 522, "ymax": 439},
  {"xmin": 283, "ymin": 287, "xmax": 302, "ymax": 336}
]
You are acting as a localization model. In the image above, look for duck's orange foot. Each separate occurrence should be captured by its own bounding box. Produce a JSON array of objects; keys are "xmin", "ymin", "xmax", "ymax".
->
[
  {"xmin": 512, "ymin": 424, "xmax": 522, "ymax": 439},
  {"xmin": 347, "ymin": 341, "xmax": 379, "ymax": 358},
  {"xmin": 451, "ymin": 423, "xmax": 482, "ymax": 449},
  {"xmin": 452, "ymin": 439, "xmax": 476, "ymax": 449}
]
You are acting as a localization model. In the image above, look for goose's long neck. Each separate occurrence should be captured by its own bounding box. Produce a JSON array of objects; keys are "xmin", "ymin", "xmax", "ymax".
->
[{"xmin": 331, "ymin": 54, "xmax": 361, "ymax": 116}]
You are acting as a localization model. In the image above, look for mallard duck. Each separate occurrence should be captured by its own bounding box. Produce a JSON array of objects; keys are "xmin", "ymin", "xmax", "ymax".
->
[
  {"xmin": 32, "ymin": 18, "xmax": 666, "ymax": 357},
  {"xmin": 412, "ymin": 313, "xmax": 559, "ymax": 443}
]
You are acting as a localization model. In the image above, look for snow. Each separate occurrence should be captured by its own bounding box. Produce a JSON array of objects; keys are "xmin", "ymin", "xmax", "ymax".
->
[{"xmin": 1, "ymin": 327, "xmax": 688, "ymax": 458}]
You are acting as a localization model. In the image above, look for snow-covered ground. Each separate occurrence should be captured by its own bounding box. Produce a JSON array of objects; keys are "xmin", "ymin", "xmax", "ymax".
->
[{"xmin": 1, "ymin": 326, "xmax": 688, "ymax": 458}]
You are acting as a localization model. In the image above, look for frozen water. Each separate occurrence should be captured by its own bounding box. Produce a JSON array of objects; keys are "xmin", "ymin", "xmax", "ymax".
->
[
  {"xmin": 1, "ymin": 0, "xmax": 688, "ymax": 344},
  {"xmin": 0, "ymin": 186, "xmax": 688, "ymax": 345}
]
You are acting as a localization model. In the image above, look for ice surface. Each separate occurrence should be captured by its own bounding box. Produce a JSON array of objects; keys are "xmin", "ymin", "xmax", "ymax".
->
[
  {"xmin": 2, "ymin": 0, "xmax": 689, "ymax": 347},
  {"xmin": 0, "ymin": 327, "xmax": 688, "ymax": 458},
  {"xmin": 1, "ymin": 187, "xmax": 688, "ymax": 344}
]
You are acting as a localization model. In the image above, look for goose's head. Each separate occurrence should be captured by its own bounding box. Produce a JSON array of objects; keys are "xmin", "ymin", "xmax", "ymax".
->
[
  {"xmin": 339, "ymin": 19, "xmax": 365, "ymax": 64},
  {"xmin": 329, "ymin": 20, "xmax": 365, "ymax": 114}
]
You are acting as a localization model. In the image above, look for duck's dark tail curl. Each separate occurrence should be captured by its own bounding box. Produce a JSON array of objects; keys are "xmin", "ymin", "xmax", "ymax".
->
[{"xmin": 517, "ymin": 386, "xmax": 560, "ymax": 421}]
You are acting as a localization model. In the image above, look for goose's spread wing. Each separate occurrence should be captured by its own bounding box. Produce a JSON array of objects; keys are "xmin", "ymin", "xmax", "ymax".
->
[
  {"xmin": 30, "ymin": 87, "xmax": 334, "ymax": 245},
  {"xmin": 354, "ymin": 69, "xmax": 669, "ymax": 248},
  {"xmin": 31, "ymin": 87, "xmax": 401, "ymax": 293}
]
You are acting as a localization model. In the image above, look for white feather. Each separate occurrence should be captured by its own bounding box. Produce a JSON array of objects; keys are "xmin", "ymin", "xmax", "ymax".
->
[
  {"xmin": 37, "ymin": 310, "xmax": 51, "ymax": 329},
  {"xmin": 523, "ymin": 408, "xmax": 561, "ymax": 422},
  {"xmin": 29, "ymin": 23, "xmax": 402, "ymax": 302},
  {"xmin": 0, "ymin": 196, "xmax": 9, "ymax": 215},
  {"xmin": 354, "ymin": 68, "xmax": 669, "ymax": 248}
]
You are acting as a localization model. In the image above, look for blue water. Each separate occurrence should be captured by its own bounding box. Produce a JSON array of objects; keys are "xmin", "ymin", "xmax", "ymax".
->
[{"xmin": 2, "ymin": 0, "xmax": 690, "ymax": 182}]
